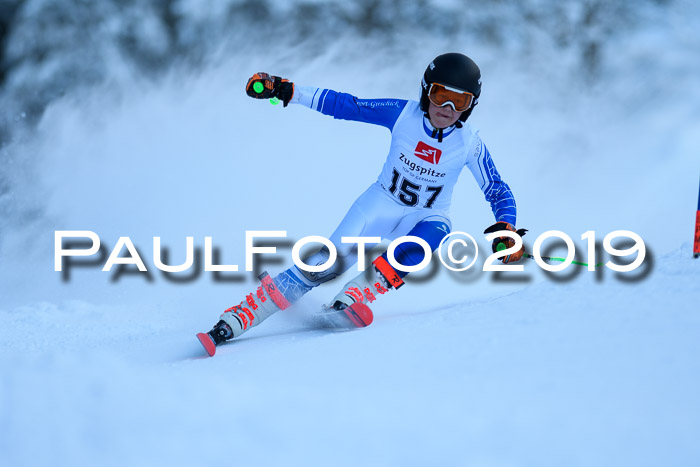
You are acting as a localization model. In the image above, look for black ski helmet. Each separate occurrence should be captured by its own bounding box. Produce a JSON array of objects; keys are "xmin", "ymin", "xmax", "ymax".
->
[{"xmin": 420, "ymin": 53, "xmax": 482, "ymax": 122}]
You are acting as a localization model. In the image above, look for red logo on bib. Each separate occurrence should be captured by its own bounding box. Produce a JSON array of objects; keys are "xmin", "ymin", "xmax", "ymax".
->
[{"xmin": 414, "ymin": 141, "xmax": 442, "ymax": 164}]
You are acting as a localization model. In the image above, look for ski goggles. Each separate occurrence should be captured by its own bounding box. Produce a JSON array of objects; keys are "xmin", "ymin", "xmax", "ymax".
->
[{"xmin": 428, "ymin": 83, "xmax": 475, "ymax": 112}]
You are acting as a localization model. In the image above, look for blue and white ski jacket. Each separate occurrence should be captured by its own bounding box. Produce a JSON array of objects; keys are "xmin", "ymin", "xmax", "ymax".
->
[{"xmin": 291, "ymin": 86, "xmax": 517, "ymax": 225}]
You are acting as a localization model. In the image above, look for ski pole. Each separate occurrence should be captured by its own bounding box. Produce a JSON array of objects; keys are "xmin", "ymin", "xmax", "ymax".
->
[
  {"xmin": 496, "ymin": 242, "xmax": 602, "ymax": 268},
  {"xmin": 521, "ymin": 253, "xmax": 603, "ymax": 268},
  {"xmin": 252, "ymin": 81, "xmax": 281, "ymax": 105}
]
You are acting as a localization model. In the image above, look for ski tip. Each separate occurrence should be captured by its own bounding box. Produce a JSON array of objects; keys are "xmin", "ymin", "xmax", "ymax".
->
[
  {"xmin": 344, "ymin": 302, "xmax": 374, "ymax": 328},
  {"xmin": 196, "ymin": 332, "xmax": 217, "ymax": 357}
]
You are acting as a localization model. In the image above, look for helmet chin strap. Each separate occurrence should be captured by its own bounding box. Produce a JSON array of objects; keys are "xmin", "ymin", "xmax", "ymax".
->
[
  {"xmin": 425, "ymin": 112, "xmax": 463, "ymax": 142},
  {"xmin": 431, "ymin": 126, "xmax": 443, "ymax": 142}
]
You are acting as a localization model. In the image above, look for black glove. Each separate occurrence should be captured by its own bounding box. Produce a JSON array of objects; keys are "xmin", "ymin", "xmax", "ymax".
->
[
  {"xmin": 245, "ymin": 72, "xmax": 295, "ymax": 107},
  {"xmin": 483, "ymin": 221, "xmax": 528, "ymax": 263}
]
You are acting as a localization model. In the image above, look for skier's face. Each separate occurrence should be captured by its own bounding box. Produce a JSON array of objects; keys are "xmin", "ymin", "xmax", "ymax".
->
[{"xmin": 428, "ymin": 101, "xmax": 461, "ymax": 128}]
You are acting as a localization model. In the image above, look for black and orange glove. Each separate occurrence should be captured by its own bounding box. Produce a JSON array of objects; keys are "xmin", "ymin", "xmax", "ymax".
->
[
  {"xmin": 245, "ymin": 72, "xmax": 295, "ymax": 107},
  {"xmin": 484, "ymin": 221, "xmax": 528, "ymax": 263}
]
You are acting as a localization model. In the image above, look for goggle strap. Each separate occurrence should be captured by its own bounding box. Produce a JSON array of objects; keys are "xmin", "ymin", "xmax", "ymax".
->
[{"xmin": 440, "ymin": 84, "xmax": 468, "ymax": 94}]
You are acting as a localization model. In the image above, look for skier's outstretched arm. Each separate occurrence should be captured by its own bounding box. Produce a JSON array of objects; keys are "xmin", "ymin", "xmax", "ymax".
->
[
  {"xmin": 464, "ymin": 135, "xmax": 516, "ymax": 224},
  {"xmin": 246, "ymin": 72, "xmax": 407, "ymax": 130},
  {"xmin": 464, "ymin": 134, "xmax": 527, "ymax": 263}
]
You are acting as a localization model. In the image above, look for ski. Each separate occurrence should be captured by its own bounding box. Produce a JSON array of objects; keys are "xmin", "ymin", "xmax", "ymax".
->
[
  {"xmin": 343, "ymin": 302, "xmax": 374, "ymax": 327},
  {"xmin": 197, "ymin": 303, "xmax": 374, "ymax": 357},
  {"xmin": 196, "ymin": 332, "xmax": 217, "ymax": 357},
  {"xmin": 313, "ymin": 302, "xmax": 374, "ymax": 329}
]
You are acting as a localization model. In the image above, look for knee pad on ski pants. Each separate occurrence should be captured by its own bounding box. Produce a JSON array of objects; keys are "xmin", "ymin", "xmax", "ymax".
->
[
  {"xmin": 294, "ymin": 245, "xmax": 344, "ymax": 285},
  {"xmin": 295, "ymin": 217, "xmax": 451, "ymax": 285},
  {"xmin": 382, "ymin": 218, "xmax": 451, "ymax": 278}
]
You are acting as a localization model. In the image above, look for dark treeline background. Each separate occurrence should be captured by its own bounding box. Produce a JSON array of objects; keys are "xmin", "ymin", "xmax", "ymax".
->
[{"xmin": 0, "ymin": 0, "xmax": 673, "ymax": 145}]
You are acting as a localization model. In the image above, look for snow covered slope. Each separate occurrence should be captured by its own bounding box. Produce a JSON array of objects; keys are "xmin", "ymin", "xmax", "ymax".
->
[
  {"xmin": 1, "ymin": 246, "xmax": 698, "ymax": 467},
  {"xmin": 1, "ymin": 7, "xmax": 699, "ymax": 467}
]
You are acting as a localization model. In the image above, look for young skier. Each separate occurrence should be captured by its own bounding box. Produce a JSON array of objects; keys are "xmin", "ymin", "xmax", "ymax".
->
[{"xmin": 197, "ymin": 52, "xmax": 526, "ymax": 356}]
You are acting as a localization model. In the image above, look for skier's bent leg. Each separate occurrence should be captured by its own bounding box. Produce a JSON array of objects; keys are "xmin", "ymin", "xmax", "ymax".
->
[
  {"xmin": 328, "ymin": 218, "xmax": 451, "ymax": 309},
  {"xmin": 208, "ymin": 216, "xmax": 449, "ymax": 343},
  {"xmin": 286, "ymin": 245, "xmax": 347, "ymax": 289},
  {"xmin": 212, "ymin": 246, "xmax": 348, "ymax": 342},
  {"xmin": 213, "ymin": 269, "xmax": 308, "ymax": 341}
]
